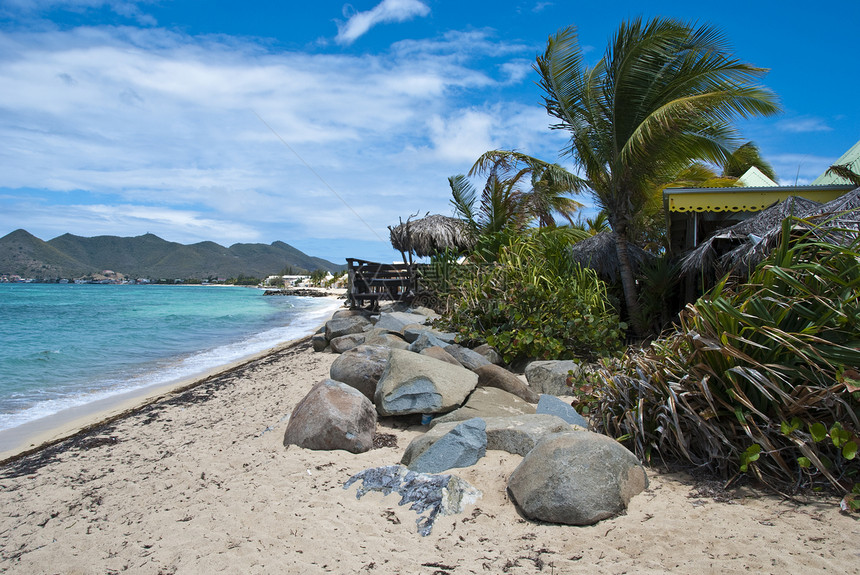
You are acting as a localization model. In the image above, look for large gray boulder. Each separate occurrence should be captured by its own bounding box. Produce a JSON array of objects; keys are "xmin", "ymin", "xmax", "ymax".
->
[
  {"xmin": 329, "ymin": 345, "xmax": 390, "ymax": 401},
  {"xmin": 536, "ymin": 394, "xmax": 589, "ymax": 428},
  {"xmin": 407, "ymin": 418, "xmax": 487, "ymax": 474},
  {"xmin": 507, "ymin": 432, "xmax": 648, "ymax": 525},
  {"xmin": 444, "ymin": 344, "xmax": 492, "ymax": 371},
  {"xmin": 375, "ymin": 349, "xmax": 479, "ymax": 416},
  {"xmin": 284, "ymin": 379, "xmax": 377, "ymax": 454},
  {"xmin": 374, "ymin": 311, "xmax": 428, "ymax": 332},
  {"xmin": 524, "ymin": 360, "xmax": 582, "ymax": 396},
  {"xmin": 430, "ymin": 387, "xmax": 536, "ymax": 427},
  {"xmin": 329, "ymin": 333, "xmax": 366, "ymax": 354},
  {"xmin": 325, "ymin": 316, "xmax": 372, "ymax": 341},
  {"xmin": 402, "ymin": 414, "xmax": 581, "ymax": 465},
  {"xmin": 474, "ymin": 364, "xmax": 539, "ymax": 403},
  {"xmin": 332, "ymin": 309, "xmax": 374, "ymax": 320},
  {"xmin": 419, "ymin": 346, "xmax": 463, "ymax": 367}
]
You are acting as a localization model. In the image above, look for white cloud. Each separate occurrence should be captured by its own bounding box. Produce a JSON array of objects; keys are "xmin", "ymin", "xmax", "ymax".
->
[
  {"xmin": 0, "ymin": 25, "xmax": 557, "ymax": 260},
  {"xmin": 776, "ymin": 117, "xmax": 833, "ymax": 133},
  {"xmin": 336, "ymin": 0, "xmax": 430, "ymax": 45}
]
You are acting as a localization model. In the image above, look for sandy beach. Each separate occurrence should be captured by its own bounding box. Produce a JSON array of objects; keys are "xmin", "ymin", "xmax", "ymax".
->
[{"xmin": 0, "ymin": 334, "xmax": 857, "ymax": 574}]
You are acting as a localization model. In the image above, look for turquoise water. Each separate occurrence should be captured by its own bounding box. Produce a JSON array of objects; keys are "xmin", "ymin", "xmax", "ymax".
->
[{"xmin": 0, "ymin": 284, "xmax": 341, "ymax": 431}]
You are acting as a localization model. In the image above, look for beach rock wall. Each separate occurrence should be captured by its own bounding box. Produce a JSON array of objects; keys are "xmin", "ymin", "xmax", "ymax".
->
[{"xmin": 287, "ymin": 302, "xmax": 647, "ymax": 530}]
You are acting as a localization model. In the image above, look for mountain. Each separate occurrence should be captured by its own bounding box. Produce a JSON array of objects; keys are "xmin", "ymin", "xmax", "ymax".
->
[{"xmin": 0, "ymin": 230, "xmax": 345, "ymax": 280}]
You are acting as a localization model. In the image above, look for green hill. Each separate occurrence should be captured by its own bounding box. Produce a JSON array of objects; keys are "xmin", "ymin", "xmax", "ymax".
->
[{"xmin": 0, "ymin": 230, "xmax": 344, "ymax": 280}]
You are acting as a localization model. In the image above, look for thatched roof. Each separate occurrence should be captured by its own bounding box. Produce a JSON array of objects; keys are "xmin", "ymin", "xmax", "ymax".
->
[
  {"xmin": 681, "ymin": 196, "xmax": 822, "ymax": 275},
  {"xmin": 388, "ymin": 214, "xmax": 475, "ymax": 257},
  {"xmin": 568, "ymin": 231, "xmax": 653, "ymax": 282},
  {"xmin": 683, "ymin": 188, "xmax": 860, "ymax": 278}
]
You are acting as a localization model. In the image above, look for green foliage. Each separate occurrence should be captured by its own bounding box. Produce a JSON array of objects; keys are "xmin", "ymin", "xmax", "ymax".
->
[
  {"xmin": 594, "ymin": 221, "xmax": 860, "ymax": 495},
  {"xmin": 438, "ymin": 230, "xmax": 625, "ymax": 363}
]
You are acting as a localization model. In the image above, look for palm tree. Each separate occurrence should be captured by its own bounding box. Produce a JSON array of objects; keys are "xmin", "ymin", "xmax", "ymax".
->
[
  {"xmin": 721, "ymin": 141, "xmax": 777, "ymax": 180},
  {"xmin": 469, "ymin": 150, "xmax": 585, "ymax": 227},
  {"xmin": 449, "ymin": 171, "xmax": 525, "ymax": 259},
  {"xmin": 535, "ymin": 18, "xmax": 780, "ymax": 334}
]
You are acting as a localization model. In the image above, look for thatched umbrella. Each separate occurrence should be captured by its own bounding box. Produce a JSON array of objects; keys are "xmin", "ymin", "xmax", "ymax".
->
[
  {"xmin": 569, "ymin": 231, "xmax": 653, "ymax": 282},
  {"xmin": 388, "ymin": 214, "xmax": 475, "ymax": 260},
  {"xmin": 681, "ymin": 195, "xmax": 822, "ymax": 275}
]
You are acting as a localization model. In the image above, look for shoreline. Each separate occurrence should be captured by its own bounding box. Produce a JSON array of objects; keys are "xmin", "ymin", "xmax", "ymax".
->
[
  {"xmin": 0, "ymin": 330, "xmax": 855, "ymax": 573},
  {"xmin": 0, "ymin": 295, "xmax": 344, "ymax": 463}
]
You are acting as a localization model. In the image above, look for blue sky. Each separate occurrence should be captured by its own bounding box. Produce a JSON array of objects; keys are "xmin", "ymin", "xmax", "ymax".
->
[{"xmin": 1, "ymin": 0, "xmax": 858, "ymax": 264}]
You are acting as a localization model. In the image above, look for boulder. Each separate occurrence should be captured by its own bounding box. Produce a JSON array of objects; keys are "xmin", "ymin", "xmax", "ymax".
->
[
  {"xmin": 409, "ymin": 306, "xmax": 441, "ymax": 320},
  {"xmin": 363, "ymin": 330, "xmax": 410, "ymax": 350},
  {"xmin": 430, "ymin": 387, "xmax": 536, "ymax": 427},
  {"xmin": 408, "ymin": 332, "xmax": 449, "ymax": 353},
  {"xmin": 375, "ymin": 349, "xmax": 479, "ymax": 416},
  {"xmin": 325, "ymin": 316, "xmax": 372, "ymax": 341},
  {"xmin": 536, "ymin": 394, "xmax": 589, "ymax": 428},
  {"xmin": 474, "ymin": 364, "xmax": 539, "ymax": 403},
  {"xmin": 402, "ymin": 414, "xmax": 581, "ymax": 465},
  {"xmin": 402, "ymin": 325, "xmax": 457, "ymax": 345},
  {"xmin": 329, "ymin": 333, "xmax": 366, "ymax": 354},
  {"xmin": 332, "ymin": 309, "xmax": 374, "ymax": 320},
  {"xmin": 329, "ymin": 345, "xmax": 390, "ymax": 401},
  {"xmin": 407, "ymin": 418, "xmax": 487, "ymax": 474},
  {"xmin": 444, "ymin": 344, "xmax": 492, "ymax": 371},
  {"xmin": 419, "ymin": 346, "xmax": 463, "ymax": 367},
  {"xmin": 374, "ymin": 311, "xmax": 428, "ymax": 332},
  {"xmin": 473, "ymin": 344, "xmax": 503, "ymax": 365},
  {"xmin": 311, "ymin": 332, "xmax": 329, "ymax": 352},
  {"xmin": 524, "ymin": 360, "xmax": 582, "ymax": 396},
  {"xmin": 283, "ymin": 379, "xmax": 377, "ymax": 454},
  {"xmin": 507, "ymin": 432, "xmax": 648, "ymax": 525}
]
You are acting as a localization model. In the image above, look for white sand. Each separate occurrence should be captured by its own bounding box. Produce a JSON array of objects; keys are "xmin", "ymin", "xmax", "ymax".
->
[{"xmin": 0, "ymin": 336, "xmax": 857, "ymax": 574}]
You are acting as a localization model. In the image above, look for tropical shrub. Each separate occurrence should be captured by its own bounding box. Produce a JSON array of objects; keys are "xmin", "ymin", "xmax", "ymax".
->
[
  {"xmin": 439, "ymin": 230, "xmax": 625, "ymax": 363},
  {"xmin": 593, "ymin": 219, "xmax": 860, "ymax": 496}
]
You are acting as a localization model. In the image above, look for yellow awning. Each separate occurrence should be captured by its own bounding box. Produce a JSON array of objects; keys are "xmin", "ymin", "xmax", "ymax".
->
[{"xmin": 665, "ymin": 186, "xmax": 854, "ymax": 213}]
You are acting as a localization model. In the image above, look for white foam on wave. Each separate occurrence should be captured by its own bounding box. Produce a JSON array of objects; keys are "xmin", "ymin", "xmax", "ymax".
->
[{"xmin": 0, "ymin": 297, "xmax": 343, "ymax": 432}]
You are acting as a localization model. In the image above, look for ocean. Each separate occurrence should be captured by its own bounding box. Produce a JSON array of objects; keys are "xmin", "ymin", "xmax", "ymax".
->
[{"xmin": 0, "ymin": 284, "xmax": 341, "ymax": 432}]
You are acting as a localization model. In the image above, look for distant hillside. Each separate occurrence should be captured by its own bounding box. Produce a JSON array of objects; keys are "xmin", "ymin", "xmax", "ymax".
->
[{"xmin": 0, "ymin": 230, "xmax": 344, "ymax": 280}]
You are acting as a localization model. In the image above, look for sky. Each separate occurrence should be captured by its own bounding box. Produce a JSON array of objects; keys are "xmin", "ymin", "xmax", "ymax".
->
[{"xmin": 1, "ymin": 0, "xmax": 858, "ymax": 265}]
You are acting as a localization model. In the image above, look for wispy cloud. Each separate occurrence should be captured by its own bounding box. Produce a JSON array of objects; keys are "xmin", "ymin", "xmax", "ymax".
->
[
  {"xmin": 776, "ymin": 116, "xmax": 833, "ymax": 133},
  {"xmin": 0, "ymin": 24, "xmax": 556, "ymax": 261},
  {"xmin": 336, "ymin": 0, "xmax": 430, "ymax": 45}
]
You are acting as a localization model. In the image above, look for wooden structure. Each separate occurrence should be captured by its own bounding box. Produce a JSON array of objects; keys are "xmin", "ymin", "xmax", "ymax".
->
[{"xmin": 346, "ymin": 258, "xmax": 417, "ymax": 310}]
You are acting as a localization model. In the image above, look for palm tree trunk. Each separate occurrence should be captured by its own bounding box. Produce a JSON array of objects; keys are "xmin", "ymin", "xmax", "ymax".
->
[{"xmin": 614, "ymin": 231, "xmax": 645, "ymax": 337}]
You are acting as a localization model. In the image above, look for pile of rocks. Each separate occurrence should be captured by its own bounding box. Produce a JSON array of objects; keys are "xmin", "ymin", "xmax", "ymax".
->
[{"xmin": 285, "ymin": 304, "xmax": 648, "ymax": 529}]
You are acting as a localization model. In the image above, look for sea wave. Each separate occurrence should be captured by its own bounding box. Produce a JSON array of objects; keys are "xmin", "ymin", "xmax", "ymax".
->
[{"xmin": 0, "ymin": 296, "xmax": 342, "ymax": 432}]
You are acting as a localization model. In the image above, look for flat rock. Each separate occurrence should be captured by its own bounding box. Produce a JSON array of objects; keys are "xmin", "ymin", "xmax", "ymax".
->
[
  {"xmin": 408, "ymin": 332, "xmax": 449, "ymax": 353},
  {"xmin": 536, "ymin": 394, "xmax": 589, "ymax": 428},
  {"xmin": 343, "ymin": 465, "xmax": 481, "ymax": 536},
  {"xmin": 419, "ymin": 346, "xmax": 463, "ymax": 367},
  {"xmin": 363, "ymin": 330, "xmax": 410, "ymax": 350},
  {"xmin": 524, "ymin": 360, "xmax": 582, "ymax": 396},
  {"xmin": 402, "ymin": 325, "xmax": 457, "ymax": 344},
  {"xmin": 325, "ymin": 316, "xmax": 372, "ymax": 341},
  {"xmin": 430, "ymin": 387, "xmax": 536, "ymax": 427},
  {"xmin": 444, "ymin": 344, "xmax": 492, "ymax": 371},
  {"xmin": 283, "ymin": 379, "xmax": 377, "ymax": 454},
  {"xmin": 402, "ymin": 414, "xmax": 582, "ymax": 465},
  {"xmin": 375, "ymin": 349, "xmax": 479, "ymax": 416},
  {"xmin": 329, "ymin": 333, "xmax": 366, "ymax": 354},
  {"xmin": 407, "ymin": 418, "xmax": 487, "ymax": 474},
  {"xmin": 507, "ymin": 432, "xmax": 648, "ymax": 525},
  {"xmin": 329, "ymin": 345, "xmax": 390, "ymax": 401},
  {"xmin": 474, "ymin": 364, "xmax": 539, "ymax": 403},
  {"xmin": 374, "ymin": 311, "xmax": 428, "ymax": 332}
]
